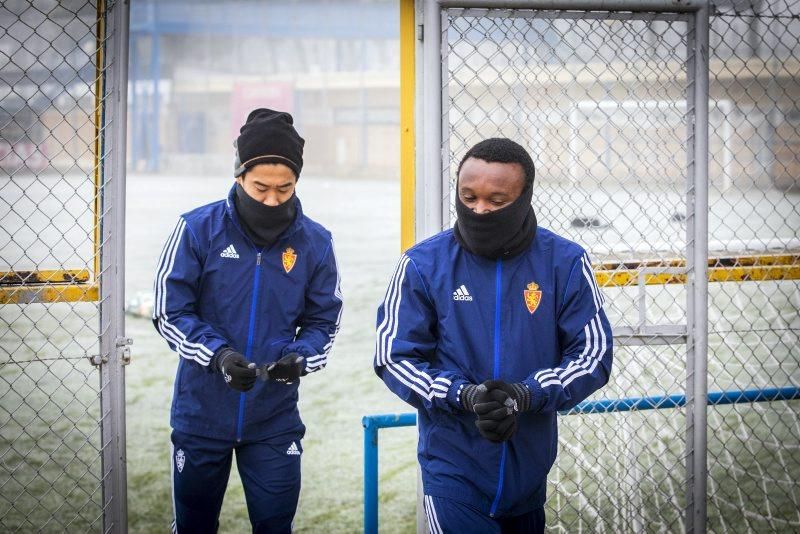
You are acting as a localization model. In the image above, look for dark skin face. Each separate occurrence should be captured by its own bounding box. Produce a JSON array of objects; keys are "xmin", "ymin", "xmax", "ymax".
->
[
  {"xmin": 457, "ymin": 157, "xmax": 526, "ymax": 214},
  {"xmin": 236, "ymin": 163, "xmax": 297, "ymax": 206}
]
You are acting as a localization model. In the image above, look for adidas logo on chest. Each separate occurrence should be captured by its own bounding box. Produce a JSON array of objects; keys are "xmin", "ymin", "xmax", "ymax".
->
[
  {"xmin": 286, "ymin": 441, "xmax": 301, "ymax": 456},
  {"xmin": 452, "ymin": 285, "xmax": 473, "ymax": 302},
  {"xmin": 220, "ymin": 244, "xmax": 239, "ymax": 259}
]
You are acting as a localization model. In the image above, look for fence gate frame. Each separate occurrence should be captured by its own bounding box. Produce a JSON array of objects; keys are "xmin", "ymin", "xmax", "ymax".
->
[
  {"xmin": 99, "ymin": 1, "xmax": 131, "ymax": 531},
  {"xmin": 403, "ymin": 0, "xmax": 710, "ymax": 531},
  {"xmin": 0, "ymin": 1, "xmax": 131, "ymax": 531}
]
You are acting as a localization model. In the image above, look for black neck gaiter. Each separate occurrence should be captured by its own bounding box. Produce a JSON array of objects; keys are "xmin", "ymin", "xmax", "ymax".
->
[
  {"xmin": 234, "ymin": 183, "xmax": 297, "ymax": 248},
  {"xmin": 453, "ymin": 181, "xmax": 537, "ymax": 260}
]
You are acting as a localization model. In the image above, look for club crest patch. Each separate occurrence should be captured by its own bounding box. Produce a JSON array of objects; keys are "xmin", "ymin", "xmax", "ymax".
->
[
  {"xmin": 524, "ymin": 282, "xmax": 542, "ymax": 315},
  {"xmin": 175, "ymin": 449, "xmax": 185, "ymax": 473},
  {"xmin": 282, "ymin": 247, "xmax": 297, "ymax": 273}
]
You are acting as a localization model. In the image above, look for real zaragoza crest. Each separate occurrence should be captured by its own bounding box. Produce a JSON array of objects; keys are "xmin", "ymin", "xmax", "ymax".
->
[
  {"xmin": 523, "ymin": 282, "xmax": 542, "ymax": 315},
  {"xmin": 282, "ymin": 247, "xmax": 297, "ymax": 273},
  {"xmin": 175, "ymin": 449, "xmax": 185, "ymax": 473}
]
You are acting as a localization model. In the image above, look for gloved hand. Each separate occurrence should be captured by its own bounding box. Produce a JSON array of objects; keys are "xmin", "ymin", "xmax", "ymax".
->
[
  {"xmin": 263, "ymin": 353, "xmax": 305, "ymax": 384},
  {"xmin": 461, "ymin": 380, "xmax": 530, "ymax": 413},
  {"xmin": 474, "ymin": 387, "xmax": 518, "ymax": 442},
  {"xmin": 216, "ymin": 347, "xmax": 257, "ymax": 392},
  {"xmin": 481, "ymin": 379, "xmax": 531, "ymax": 413}
]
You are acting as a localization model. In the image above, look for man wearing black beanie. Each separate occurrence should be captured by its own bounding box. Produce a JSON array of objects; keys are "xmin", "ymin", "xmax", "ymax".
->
[
  {"xmin": 374, "ymin": 138, "xmax": 613, "ymax": 533},
  {"xmin": 153, "ymin": 108, "xmax": 343, "ymax": 533}
]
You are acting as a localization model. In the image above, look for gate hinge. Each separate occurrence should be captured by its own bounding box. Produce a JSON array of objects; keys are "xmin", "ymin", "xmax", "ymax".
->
[
  {"xmin": 417, "ymin": 23, "xmax": 423, "ymax": 41},
  {"xmin": 116, "ymin": 337, "xmax": 133, "ymax": 365}
]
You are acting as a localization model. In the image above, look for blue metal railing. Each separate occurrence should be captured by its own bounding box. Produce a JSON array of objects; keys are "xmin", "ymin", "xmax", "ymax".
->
[
  {"xmin": 564, "ymin": 385, "xmax": 800, "ymax": 414},
  {"xmin": 362, "ymin": 386, "xmax": 800, "ymax": 533},
  {"xmin": 362, "ymin": 413, "xmax": 417, "ymax": 534}
]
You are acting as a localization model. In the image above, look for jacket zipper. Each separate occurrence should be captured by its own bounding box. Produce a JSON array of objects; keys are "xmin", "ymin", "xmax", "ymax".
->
[
  {"xmin": 237, "ymin": 251, "xmax": 262, "ymax": 442},
  {"xmin": 489, "ymin": 259, "xmax": 506, "ymax": 517}
]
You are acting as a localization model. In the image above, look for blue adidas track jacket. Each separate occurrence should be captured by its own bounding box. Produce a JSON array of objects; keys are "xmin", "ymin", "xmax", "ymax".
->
[
  {"xmin": 374, "ymin": 228, "xmax": 612, "ymax": 517},
  {"xmin": 153, "ymin": 185, "xmax": 342, "ymax": 442}
]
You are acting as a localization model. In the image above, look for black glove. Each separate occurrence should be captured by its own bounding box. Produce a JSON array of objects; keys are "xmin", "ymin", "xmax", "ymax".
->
[
  {"xmin": 216, "ymin": 347, "xmax": 257, "ymax": 392},
  {"xmin": 474, "ymin": 387, "xmax": 518, "ymax": 443},
  {"xmin": 264, "ymin": 353, "xmax": 305, "ymax": 384},
  {"xmin": 481, "ymin": 379, "xmax": 531, "ymax": 413}
]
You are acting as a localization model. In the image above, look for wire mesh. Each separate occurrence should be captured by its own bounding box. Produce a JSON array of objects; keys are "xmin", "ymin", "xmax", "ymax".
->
[
  {"xmin": 0, "ymin": 0, "xmax": 119, "ymax": 531},
  {"xmin": 706, "ymin": 1, "xmax": 800, "ymax": 531},
  {"xmin": 442, "ymin": 3, "xmax": 799, "ymax": 531}
]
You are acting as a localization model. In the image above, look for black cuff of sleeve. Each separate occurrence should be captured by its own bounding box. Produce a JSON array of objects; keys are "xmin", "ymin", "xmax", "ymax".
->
[
  {"xmin": 461, "ymin": 384, "xmax": 481, "ymax": 412},
  {"xmin": 510, "ymin": 382, "xmax": 531, "ymax": 412},
  {"xmin": 214, "ymin": 346, "xmax": 234, "ymax": 373}
]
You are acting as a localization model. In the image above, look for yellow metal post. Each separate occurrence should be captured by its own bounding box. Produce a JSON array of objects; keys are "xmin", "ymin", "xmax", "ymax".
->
[
  {"xmin": 93, "ymin": 0, "xmax": 105, "ymax": 281},
  {"xmin": 400, "ymin": 0, "xmax": 416, "ymax": 251}
]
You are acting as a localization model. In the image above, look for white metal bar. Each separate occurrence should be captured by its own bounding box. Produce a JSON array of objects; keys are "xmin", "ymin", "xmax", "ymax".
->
[
  {"xmin": 613, "ymin": 331, "xmax": 688, "ymax": 346},
  {"xmin": 100, "ymin": 1, "xmax": 130, "ymax": 532},
  {"xmin": 438, "ymin": 0, "xmax": 702, "ymax": 11},
  {"xmin": 684, "ymin": 9, "xmax": 697, "ymax": 533},
  {"xmin": 685, "ymin": 3, "xmax": 709, "ymax": 533},
  {"xmin": 440, "ymin": 9, "xmax": 452, "ymax": 231},
  {"xmin": 419, "ymin": 0, "xmax": 445, "ymax": 240},
  {"xmin": 691, "ymin": 3, "xmax": 709, "ymax": 532},
  {"xmin": 449, "ymin": 8, "xmax": 691, "ymax": 20},
  {"xmin": 413, "ymin": 4, "xmax": 431, "ymax": 533}
]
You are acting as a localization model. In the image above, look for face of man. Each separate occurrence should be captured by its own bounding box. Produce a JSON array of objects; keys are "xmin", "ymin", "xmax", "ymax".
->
[
  {"xmin": 237, "ymin": 163, "xmax": 297, "ymax": 206},
  {"xmin": 457, "ymin": 157, "xmax": 526, "ymax": 214}
]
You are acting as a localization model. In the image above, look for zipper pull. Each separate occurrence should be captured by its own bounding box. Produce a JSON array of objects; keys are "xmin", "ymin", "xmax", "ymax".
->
[{"xmin": 256, "ymin": 252, "xmax": 262, "ymax": 265}]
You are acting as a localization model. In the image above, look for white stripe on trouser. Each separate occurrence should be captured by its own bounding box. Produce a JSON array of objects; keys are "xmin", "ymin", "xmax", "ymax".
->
[
  {"xmin": 170, "ymin": 440, "xmax": 178, "ymax": 534},
  {"xmin": 424, "ymin": 495, "xmax": 443, "ymax": 534}
]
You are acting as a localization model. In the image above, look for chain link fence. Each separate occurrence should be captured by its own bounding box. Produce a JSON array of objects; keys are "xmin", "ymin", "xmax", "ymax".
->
[
  {"xmin": 437, "ymin": 1, "xmax": 799, "ymax": 531},
  {"xmin": 706, "ymin": 2, "xmax": 800, "ymax": 531},
  {"xmin": 0, "ymin": 0, "xmax": 128, "ymax": 531}
]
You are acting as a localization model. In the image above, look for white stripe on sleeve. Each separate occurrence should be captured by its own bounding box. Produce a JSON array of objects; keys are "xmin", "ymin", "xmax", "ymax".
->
[
  {"xmin": 153, "ymin": 218, "xmax": 214, "ymax": 365},
  {"xmin": 536, "ymin": 312, "xmax": 608, "ymax": 389},
  {"xmin": 581, "ymin": 254, "xmax": 601, "ymax": 312},
  {"xmin": 376, "ymin": 256, "xmax": 449, "ymax": 401}
]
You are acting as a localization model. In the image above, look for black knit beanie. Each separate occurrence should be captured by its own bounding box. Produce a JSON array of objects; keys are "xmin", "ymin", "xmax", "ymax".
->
[{"xmin": 234, "ymin": 108, "xmax": 305, "ymax": 179}]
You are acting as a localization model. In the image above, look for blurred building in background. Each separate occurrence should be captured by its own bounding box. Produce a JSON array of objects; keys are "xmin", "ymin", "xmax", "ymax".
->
[
  {"xmin": 2, "ymin": 0, "xmax": 798, "ymax": 189},
  {"xmin": 128, "ymin": 0, "xmax": 399, "ymax": 178}
]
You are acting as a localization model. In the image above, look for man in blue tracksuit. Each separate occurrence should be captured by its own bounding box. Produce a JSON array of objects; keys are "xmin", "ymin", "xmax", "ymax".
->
[
  {"xmin": 375, "ymin": 138, "xmax": 612, "ymax": 532},
  {"xmin": 153, "ymin": 109, "xmax": 343, "ymax": 533}
]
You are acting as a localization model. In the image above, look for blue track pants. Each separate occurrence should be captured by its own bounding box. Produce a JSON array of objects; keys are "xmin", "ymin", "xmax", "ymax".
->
[{"xmin": 170, "ymin": 429, "xmax": 302, "ymax": 533}]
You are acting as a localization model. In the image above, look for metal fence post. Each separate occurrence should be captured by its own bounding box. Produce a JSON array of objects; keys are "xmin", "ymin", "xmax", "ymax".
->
[
  {"xmin": 685, "ymin": 2, "xmax": 709, "ymax": 532},
  {"xmin": 99, "ymin": 1, "xmax": 131, "ymax": 532},
  {"xmin": 690, "ymin": 3, "xmax": 709, "ymax": 532},
  {"xmin": 421, "ymin": 0, "xmax": 444, "ymax": 237},
  {"xmin": 363, "ymin": 417, "xmax": 380, "ymax": 534}
]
